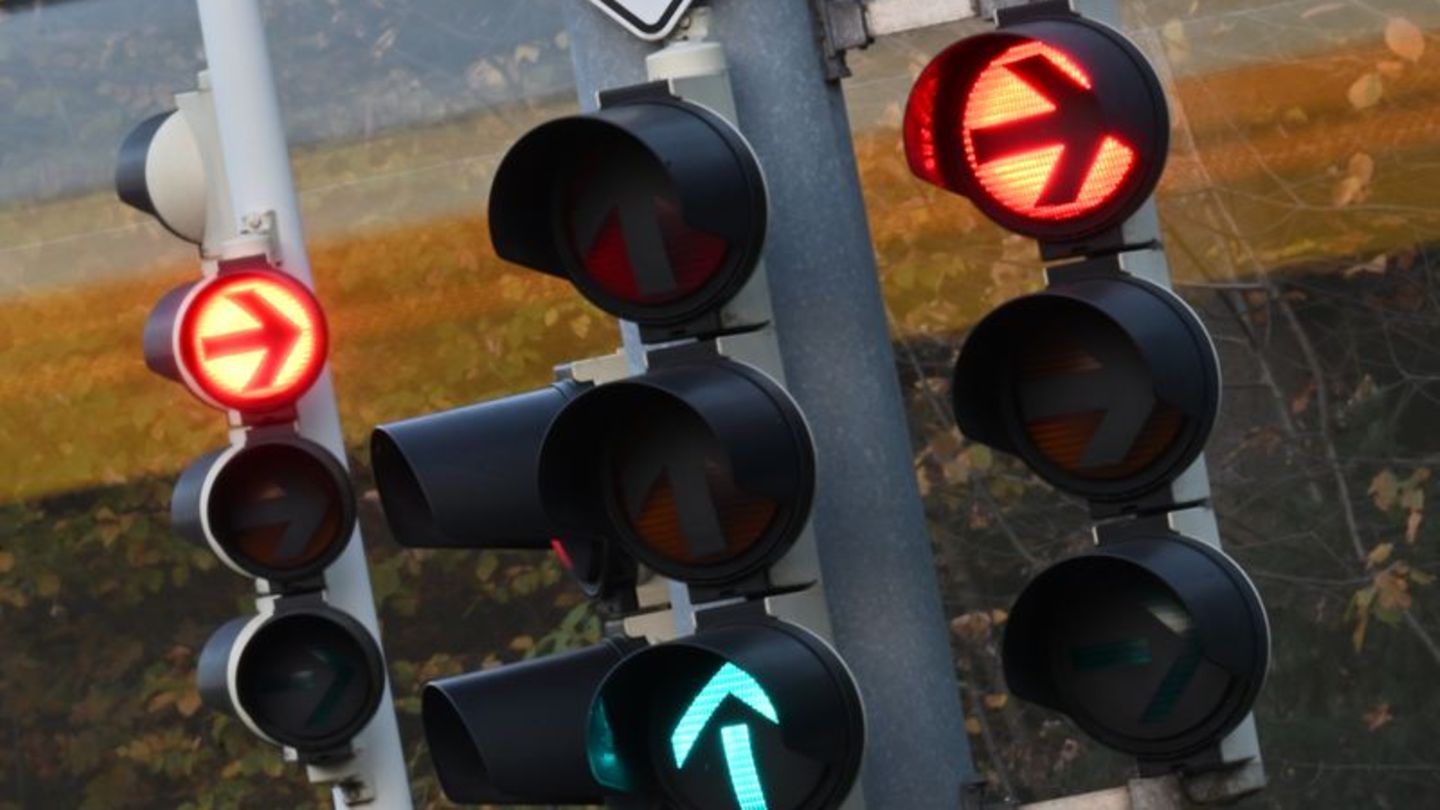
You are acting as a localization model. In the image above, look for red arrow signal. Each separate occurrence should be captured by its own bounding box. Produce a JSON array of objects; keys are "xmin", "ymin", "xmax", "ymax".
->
[
  {"xmin": 903, "ymin": 19, "xmax": 1169, "ymax": 243},
  {"xmin": 963, "ymin": 42, "xmax": 1137, "ymax": 221},
  {"xmin": 178, "ymin": 270, "xmax": 328, "ymax": 412},
  {"xmin": 199, "ymin": 289, "xmax": 304, "ymax": 392}
]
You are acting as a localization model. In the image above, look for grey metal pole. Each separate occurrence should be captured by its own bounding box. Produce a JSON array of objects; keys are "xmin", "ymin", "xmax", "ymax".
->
[
  {"xmin": 194, "ymin": 2, "xmax": 414, "ymax": 807},
  {"xmin": 562, "ymin": 3, "xmax": 976, "ymax": 807}
]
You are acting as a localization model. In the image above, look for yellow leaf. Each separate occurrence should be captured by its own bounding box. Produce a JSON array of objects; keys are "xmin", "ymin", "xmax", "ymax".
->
[
  {"xmin": 508, "ymin": 635, "xmax": 535, "ymax": 652},
  {"xmin": 1375, "ymin": 569, "xmax": 1412, "ymax": 614},
  {"xmin": 1161, "ymin": 19, "xmax": 1189, "ymax": 64},
  {"xmin": 1370, "ymin": 469, "xmax": 1399, "ymax": 511},
  {"xmin": 990, "ymin": 609, "xmax": 1009, "ymax": 626},
  {"xmin": 964, "ymin": 716, "xmax": 983, "ymax": 735},
  {"xmin": 968, "ymin": 445, "xmax": 993, "ymax": 472},
  {"xmin": 36, "ymin": 572, "xmax": 60, "ymax": 597},
  {"xmin": 1348, "ymin": 72, "xmax": 1383, "ymax": 110},
  {"xmin": 950, "ymin": 611, "xmax": 992, "ymax": 643},
  {"xmin": 1366, "ymin": 543, "xmax": 1394, "ymax": 568},
  {"xmin": 1332, "ymin": 175, "xmax": 1365, "ymax": 207},
  {"xmin": 176, "ymin": 690, "xmax": 203, "ymax": 718},
  {"xmin": 915, "ymin": 466, "xmax": 932, "ymax": 498},
  {"xmin": 0, "ymin": 551, "xmax": 14, "ymax": 574},
  {"xmin": 983, "ymin": 693, "xmax": 1009, "ymax": 711},
  {"xmin": 1351, "ymin": 587, "xmax": 1375, "ymax": 652},
  {"xmin": 1406, "ymin": 510, "xmax": 1423, "ymax": 545},
  {"xmin": 1385, "ymin": 18, "xmax": 1425, "ymax": 64},
  {"xmin": 221, "ymin": 761, "xmax": 244, "ymax": 779}
]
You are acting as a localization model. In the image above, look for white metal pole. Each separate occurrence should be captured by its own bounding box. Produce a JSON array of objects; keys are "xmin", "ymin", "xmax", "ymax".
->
[
  {"xmin": 1061, "ymin": 0, "xmax": 1266, "ymax": 802},
  {"xmin": 194, "ymin": 2, "xmax": 414, "ymax": 807}
]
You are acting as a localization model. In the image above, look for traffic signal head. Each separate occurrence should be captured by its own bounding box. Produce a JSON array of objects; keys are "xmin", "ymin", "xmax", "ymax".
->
[
  {"xmin": 1002, "ymin": 532, "xmax": 1269, "ymax": 762},
  {"xmin": 145, "ymin": 265, "xmax": 329, "ymax": 415},
  {"xmin": 198, "ymin": 602, "xmax": 386, "ymax": 758},
  {"xmin": 904, "ymin": 14, "xmax": 1168, "ymax": 242},
  {"xmin": 953, "ymin": 272, "xmax": 1218, "ymax": 505},
  {"xmin": 116, "ymin": 110, "xmax": 209, "ymax": 243},
  {"xmin": 589, "ymin": 617, "xmax": 864, "ymax": 810},
  {"xmin": 172, "ymin": 435, "xmax": 355, "ymax": 586},
  {"xmin": 420, "ymin": 637, "xmax": 646, "ymax": 805},
  {"xmin": 538, "ymin": 359, "xmax": 815, "ymax": 589},
  {"xmin": 490, "ymin": 86, "xmax": 767, "ymax": 335}
]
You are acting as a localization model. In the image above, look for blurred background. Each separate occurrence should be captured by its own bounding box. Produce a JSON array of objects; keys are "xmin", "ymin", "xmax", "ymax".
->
[{"xmin": 2, "ymin": 0, "xmax": 1439, "ymax": 807}]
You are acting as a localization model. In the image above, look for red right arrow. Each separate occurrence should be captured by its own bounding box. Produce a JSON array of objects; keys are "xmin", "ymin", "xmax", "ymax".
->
[{"xmin": 200, "ymin": 289, "xmax": 302, "ymax": 391}]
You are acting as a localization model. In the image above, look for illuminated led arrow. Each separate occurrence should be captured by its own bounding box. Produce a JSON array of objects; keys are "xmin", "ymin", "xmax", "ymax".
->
[
  {"xmin": 969, "ymin": 53, "xmax": 1106, "ymax": 207},
  {"xmin": 671, "ymin": 663, "xmax": 779, "ymax": 810},
  {"xmin": 200, "ymin": 289, "xmax": 303, "ymax": 391}
]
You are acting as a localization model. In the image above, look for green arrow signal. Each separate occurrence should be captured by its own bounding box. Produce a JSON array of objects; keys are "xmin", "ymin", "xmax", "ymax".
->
[{"xmin": 671, "ymin": 662, "xmax": 779, "ymax": 810}]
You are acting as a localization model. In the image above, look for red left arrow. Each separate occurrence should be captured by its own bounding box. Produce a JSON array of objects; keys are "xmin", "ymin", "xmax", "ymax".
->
[
  {"xmin": 200, "ymin": 289, "xmax": 303, "ymax": 391},
  {"xmin": 969, "ymin": 53, "xmax": 1107, "ymax": 207}
]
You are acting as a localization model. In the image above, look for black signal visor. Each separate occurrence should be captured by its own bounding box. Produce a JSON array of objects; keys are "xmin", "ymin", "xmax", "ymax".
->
[
  {"xmin": 370, "ymin": 381, "xmax": 584, "ymax": 551},
  {"xmin": 422, "ymin": 637, "xmax": 647, "ymax": 805}
]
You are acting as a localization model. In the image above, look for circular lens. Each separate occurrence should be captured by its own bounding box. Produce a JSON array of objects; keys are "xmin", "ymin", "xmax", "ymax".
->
[
  {"xmin": 205, "ymin": 439, "xmax": 354, "ymax": 581},
  {"xmin": 179, "ymin": 270, "xmax": 327, "ymax": 411},
  {"xmin": 235, "ymin": 611, "xmax": 383, "ymax": 751},
  {"xmin": 592, "ymin": 622, "xmax": 863, "ymax": 810},
  {"xmin": 962, "ymin": 40, "xmax": 1137, "ymax": 223}
]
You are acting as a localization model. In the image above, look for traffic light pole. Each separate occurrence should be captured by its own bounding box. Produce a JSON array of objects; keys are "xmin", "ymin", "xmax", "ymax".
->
[
  {"xmin": 563, "ymin": 3, "xmax": 976, "ymax": 808},
  {"xmin": 1062, "ymin": 0, "xmax": 1267, "ymax": 802},
  {"xmin": 194, "ymin": 1, "xmax": 414, "ymax": 807}
]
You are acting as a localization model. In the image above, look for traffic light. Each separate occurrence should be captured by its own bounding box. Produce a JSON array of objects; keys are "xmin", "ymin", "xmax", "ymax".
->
[
  {"xmin": 904, "ymin": 5, "xmax": 1167, "ymax": 251},
  {"xmin": 370, "ymin": 79, "xmax": 865, "ymax": 807},
  {"xmin": 591, "ymin": 615, "xmax": 864, "ymax": 810},
  {"xmin": 489, "ymin": 82, "xmax": 767, "ymax": 339},
  {"xmin": 120, "ymin": 88, "xmax": 386, "ymax": 764},
  {"xmin": 951, "ymin": 265, "xmax": 1218, "ymax": 508},
  {"xmin": 1003, "ymin": 524, "xmax": 1268, "ymax": 763},
  {"xmin": 905, "ymin": 3, "xmax": 1270, "ymax": 780}
]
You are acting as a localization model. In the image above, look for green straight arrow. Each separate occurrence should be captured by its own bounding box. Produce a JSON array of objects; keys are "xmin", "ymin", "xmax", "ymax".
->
[{"xmin": 720, "ymin": 723, "xmax": 768, "ymax": 810}]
